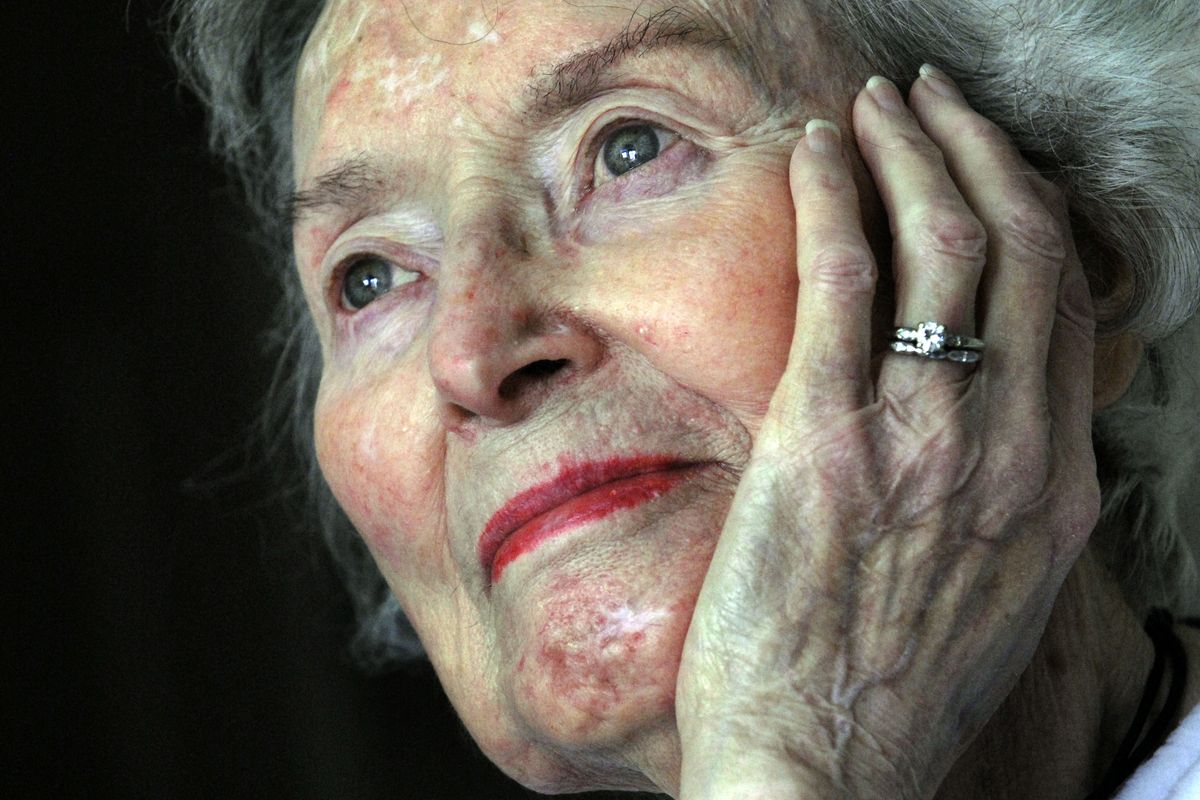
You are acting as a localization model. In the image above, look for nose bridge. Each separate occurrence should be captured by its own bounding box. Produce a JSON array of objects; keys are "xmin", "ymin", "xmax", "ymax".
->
[
  {"xmin": 426, "ymin": 177, "xmax": 572, "ymax": 426},
  {"xmin": 434, "ymin": 179, "xmax": 531, "ymax": 332},
  {"xmin": 444, "ymin": 173, "xmax": 533, "ymax": 268}
]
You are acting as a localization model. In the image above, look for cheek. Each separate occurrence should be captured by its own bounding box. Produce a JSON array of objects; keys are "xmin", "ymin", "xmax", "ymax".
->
[
  {"xmin": 313, "ymin": 376, "xmax": 446, "ymax": 577},
  {"xmin": 693, "ymin": 187, "xmax": 799, "ymax": 399},
  {"xmin": 591, "ymin": 178, "xmax": 799, "ymax": 423}
]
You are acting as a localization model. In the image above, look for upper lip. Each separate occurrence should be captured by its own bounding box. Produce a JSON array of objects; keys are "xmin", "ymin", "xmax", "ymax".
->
[{"xmin": 476, "ymin": 455, "xmax": 698, "ymax": 581}]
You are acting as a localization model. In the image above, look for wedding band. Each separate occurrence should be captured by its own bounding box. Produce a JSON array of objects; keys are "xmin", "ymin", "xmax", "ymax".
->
[{"xmin": 889, "ymin": 321, "xmax": 985, "ymax": 363}]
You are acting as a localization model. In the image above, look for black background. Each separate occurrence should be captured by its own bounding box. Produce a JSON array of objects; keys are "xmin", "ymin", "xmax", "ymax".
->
[{"xmin": 9, "ymin": 2, "xmax": 656, "ymax": 797}]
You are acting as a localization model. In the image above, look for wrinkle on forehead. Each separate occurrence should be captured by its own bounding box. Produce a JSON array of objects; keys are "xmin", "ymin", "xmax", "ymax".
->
[
  {"xmin": 299, "ymin": 0, "xmax": 793, "ymax": 99},
  {"xmin": 292, "ymin": 0, "xmax": 821, "ymax": 184},
  {"xmin": 294, "ymin": 0, "xmax": 509, "ymax": 171}
]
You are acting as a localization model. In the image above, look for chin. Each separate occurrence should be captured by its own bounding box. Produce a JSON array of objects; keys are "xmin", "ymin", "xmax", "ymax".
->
[
  {"xmin": 455, "ymin": 468, "xmax": 736, "ymax": 793},
  {"xmin": 486, "ymin": 560, "xmax": 708, "ymax": 794},
  {"xmin": 506, "ymin": 574, "xmax": 691, "ymax": 742}
]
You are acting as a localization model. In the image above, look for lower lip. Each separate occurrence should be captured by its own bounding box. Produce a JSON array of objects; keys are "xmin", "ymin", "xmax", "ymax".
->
[{"xmin": 490, "ymin": 468, "xmax": 697, "ymax": 585}]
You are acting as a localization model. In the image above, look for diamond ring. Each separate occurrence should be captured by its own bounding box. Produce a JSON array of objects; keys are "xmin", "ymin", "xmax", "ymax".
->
[{"xmin": 889, "ymin": 321, "xmax": 985, "ymax": 364}]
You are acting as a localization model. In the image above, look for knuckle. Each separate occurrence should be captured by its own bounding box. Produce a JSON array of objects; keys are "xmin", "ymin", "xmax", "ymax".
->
[
  {"xmin": 914, "ymin": 207, "xmax": 989, "ymax": 265},
  {"xmin": 998, "ymin": 201, "xmax": 1067, "ymax": 262},
  {"xmin": 955, "ymin": 112, "xmax": 1008, "ymax": 151},
  {"xmin": 1055, "ymin": 269, "xmax": 1097, "ymax": 339},
  {"xmin": 805, "ymin": 242, "xmax": 878, "ymax": 294}
]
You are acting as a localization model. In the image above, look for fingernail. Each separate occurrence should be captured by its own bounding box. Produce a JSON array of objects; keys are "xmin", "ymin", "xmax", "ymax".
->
[
  {"xmin": 919, "ymin": 63, "xmax": 962, "ymax": 99},
  {"xmin": 866, "ymin": 75, "xmax": 905, "ymax": 113},
  {"xmin": 805, "ymin": 119, "xmax": 841, "ymax": 155}
]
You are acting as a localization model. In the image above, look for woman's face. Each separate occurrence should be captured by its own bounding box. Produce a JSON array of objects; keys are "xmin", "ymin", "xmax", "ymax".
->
[{"xmin": 293, "ymin": 0, "xmax": 881, "ymax": 793}]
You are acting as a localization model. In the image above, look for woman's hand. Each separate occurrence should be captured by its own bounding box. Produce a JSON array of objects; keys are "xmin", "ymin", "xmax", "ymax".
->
[{"xmin": 675, "ymin": 68, "xmax": 1101, "ymax": 799}]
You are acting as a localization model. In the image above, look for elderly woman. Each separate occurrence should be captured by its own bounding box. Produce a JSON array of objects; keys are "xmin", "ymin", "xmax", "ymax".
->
[{"xmin": 171, "ymin": 0, "xmax": 1200, "ymax": 797}]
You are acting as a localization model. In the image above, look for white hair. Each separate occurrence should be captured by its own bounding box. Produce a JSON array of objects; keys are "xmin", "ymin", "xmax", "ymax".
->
[{"xmin": 170, "ymin": 0, "xmax": 1200, "ymax": 670}]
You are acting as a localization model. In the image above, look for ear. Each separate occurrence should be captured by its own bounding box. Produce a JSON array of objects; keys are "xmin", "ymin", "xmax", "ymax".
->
[{"xmin": 1093, "ymin": 332, "xmax": 1143, "ymax": 410}]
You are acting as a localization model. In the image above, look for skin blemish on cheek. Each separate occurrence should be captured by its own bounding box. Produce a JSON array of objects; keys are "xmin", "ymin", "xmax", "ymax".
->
[
  {"xmin": 635, "ymin": 322, "xmax": 658, "ymax": 348},
  {"xmin": 552, "ymin": 235, "xmax": 581, "ymax": 267},
  {"xmin": 508, "ymin": 573, "xmax": 681, "ymax": 742},
  {"xmin": 352, "ymin": 410, "xmax": 383, "ymax": 466},
  {"xmin": 595, "ymin": 606, "xmax": 670, "ymax": 647},
  {"xmin": 532, "ymin": 596, "xmax": 673, "ymax": 720}
]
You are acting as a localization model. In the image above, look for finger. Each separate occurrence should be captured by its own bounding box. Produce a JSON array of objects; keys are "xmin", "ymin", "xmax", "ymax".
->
[
  {"xmin": 783, "ymin": 119, "xmax": 877, "ymax": 415},
  {"xmin": 853, "ymin": 75, "xmax": 988, "ymax": 352},
  {"xmin": 1037, "ymin": 180, "xmax": 1096, "ymax": 452},
  {"xmin": 1031, "ymin": 177, "xmax": 1101, "ymax": 559},
  {"xmin": 908, "ymin": 65, "xmax": 1068, "ymax": 402}
]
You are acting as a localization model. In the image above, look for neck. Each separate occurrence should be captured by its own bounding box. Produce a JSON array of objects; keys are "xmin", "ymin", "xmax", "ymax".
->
[{"xmin": 936, "ymin": 549, "xmax": 1199, "ymax": 800}]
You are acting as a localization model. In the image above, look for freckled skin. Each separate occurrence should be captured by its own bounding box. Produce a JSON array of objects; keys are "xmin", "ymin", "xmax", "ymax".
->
[{"xmin": 294, "ymin": 0, "xmax": 886, "ymax": 794}]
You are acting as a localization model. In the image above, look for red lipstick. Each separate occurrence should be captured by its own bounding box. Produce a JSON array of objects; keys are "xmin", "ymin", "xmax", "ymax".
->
[{"xmin": 479, "ymin": 457, "xmax": 699, "ymax": 585}]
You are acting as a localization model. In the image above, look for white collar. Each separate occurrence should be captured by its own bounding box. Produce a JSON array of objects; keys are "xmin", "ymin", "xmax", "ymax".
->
[{"xmin": 1115, "ymin": 701, "xmax": 1200, "ymax": 799}]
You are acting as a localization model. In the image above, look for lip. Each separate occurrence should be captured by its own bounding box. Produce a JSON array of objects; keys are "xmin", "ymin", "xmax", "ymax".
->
[{"xmin": 478, "ymin": 456, "xmax": 703, "ymax": 586}]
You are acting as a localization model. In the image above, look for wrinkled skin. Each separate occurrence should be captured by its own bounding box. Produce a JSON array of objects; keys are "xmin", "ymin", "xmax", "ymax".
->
[
  {"xmin": 676, "ymin": 86, "xmax": 1100, "ymax": 795},
  {"xmin": 291, "ymin": 1, "xmax": 1191, "ymax": 797}
]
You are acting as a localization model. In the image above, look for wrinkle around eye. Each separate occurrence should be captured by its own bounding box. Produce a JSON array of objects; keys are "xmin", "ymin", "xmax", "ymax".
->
[
  {"xmin": 566, "ymin": 140, "xmax": 715, "ymax": 246},
  {"xmin": 531, "ymin": 86, "xmax": 734, "ymax": 212},
  {"xmin": 310, "ymin": 224, "xmax": 440, "ymax": 356},
  {"xmin": 576, "ymin": 134, "xmax": 710, "ymax": 218},
  {"xmin": 315, "ymin": 213, "xmax": 441, "ymax": 297}
]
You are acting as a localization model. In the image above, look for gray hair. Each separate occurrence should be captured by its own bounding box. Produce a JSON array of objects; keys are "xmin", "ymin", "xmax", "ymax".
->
[{"xmin": 169, "ymin": 0, "xmax": 1200, "ymax": 671}]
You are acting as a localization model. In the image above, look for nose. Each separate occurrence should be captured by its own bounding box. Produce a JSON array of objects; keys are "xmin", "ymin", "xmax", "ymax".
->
[{"xmin": 427, "ymin": 224, "xmax": 600, "ymax": 429}]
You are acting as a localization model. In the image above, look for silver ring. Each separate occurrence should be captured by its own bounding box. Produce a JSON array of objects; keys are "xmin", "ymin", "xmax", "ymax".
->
[{"xmin": 889, "ymin": 321, "xmax": 984, "ymax": 363}]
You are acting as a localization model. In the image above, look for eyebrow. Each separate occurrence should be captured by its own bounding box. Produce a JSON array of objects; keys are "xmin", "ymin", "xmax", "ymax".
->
[
  {"xmin": 523, "ymin": 6, "xmax": 741, "ymax": 120},
  {"xmin": 287, "ymin": 157, "xmax": 385, "ymax": 224},
  {"xmin": 287, "ymin": 6, "xmax": 748, "ymax": 226}
]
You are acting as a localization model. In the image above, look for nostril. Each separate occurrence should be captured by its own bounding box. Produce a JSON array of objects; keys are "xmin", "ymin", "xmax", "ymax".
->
[{"xmin": 497, "ymin": 359, "xmax": 570, "ymax": 401}]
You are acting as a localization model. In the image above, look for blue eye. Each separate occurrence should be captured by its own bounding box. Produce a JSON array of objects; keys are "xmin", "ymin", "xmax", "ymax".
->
[
  {"xmin": 599, "ymin": 124, "xmax": 663, "ymax": 178},
  {"xmin": 341, "ymin": 256, "xmax": 402, "ymax": 310}
]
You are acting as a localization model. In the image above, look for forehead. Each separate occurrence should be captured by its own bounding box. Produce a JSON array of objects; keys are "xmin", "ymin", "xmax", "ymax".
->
[
  {"xmin": 292, "ymin": 0, "xmax": 779, "ymax": 181},
  {"xmin": 297, "ymin": 0, "xmax": 757, "ymax": 83}
]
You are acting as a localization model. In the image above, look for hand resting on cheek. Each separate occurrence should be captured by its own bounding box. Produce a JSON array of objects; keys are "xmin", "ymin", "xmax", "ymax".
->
[{"xmin": 676, "ymin": 68, "xmax": 1101, "ymax": 800}]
